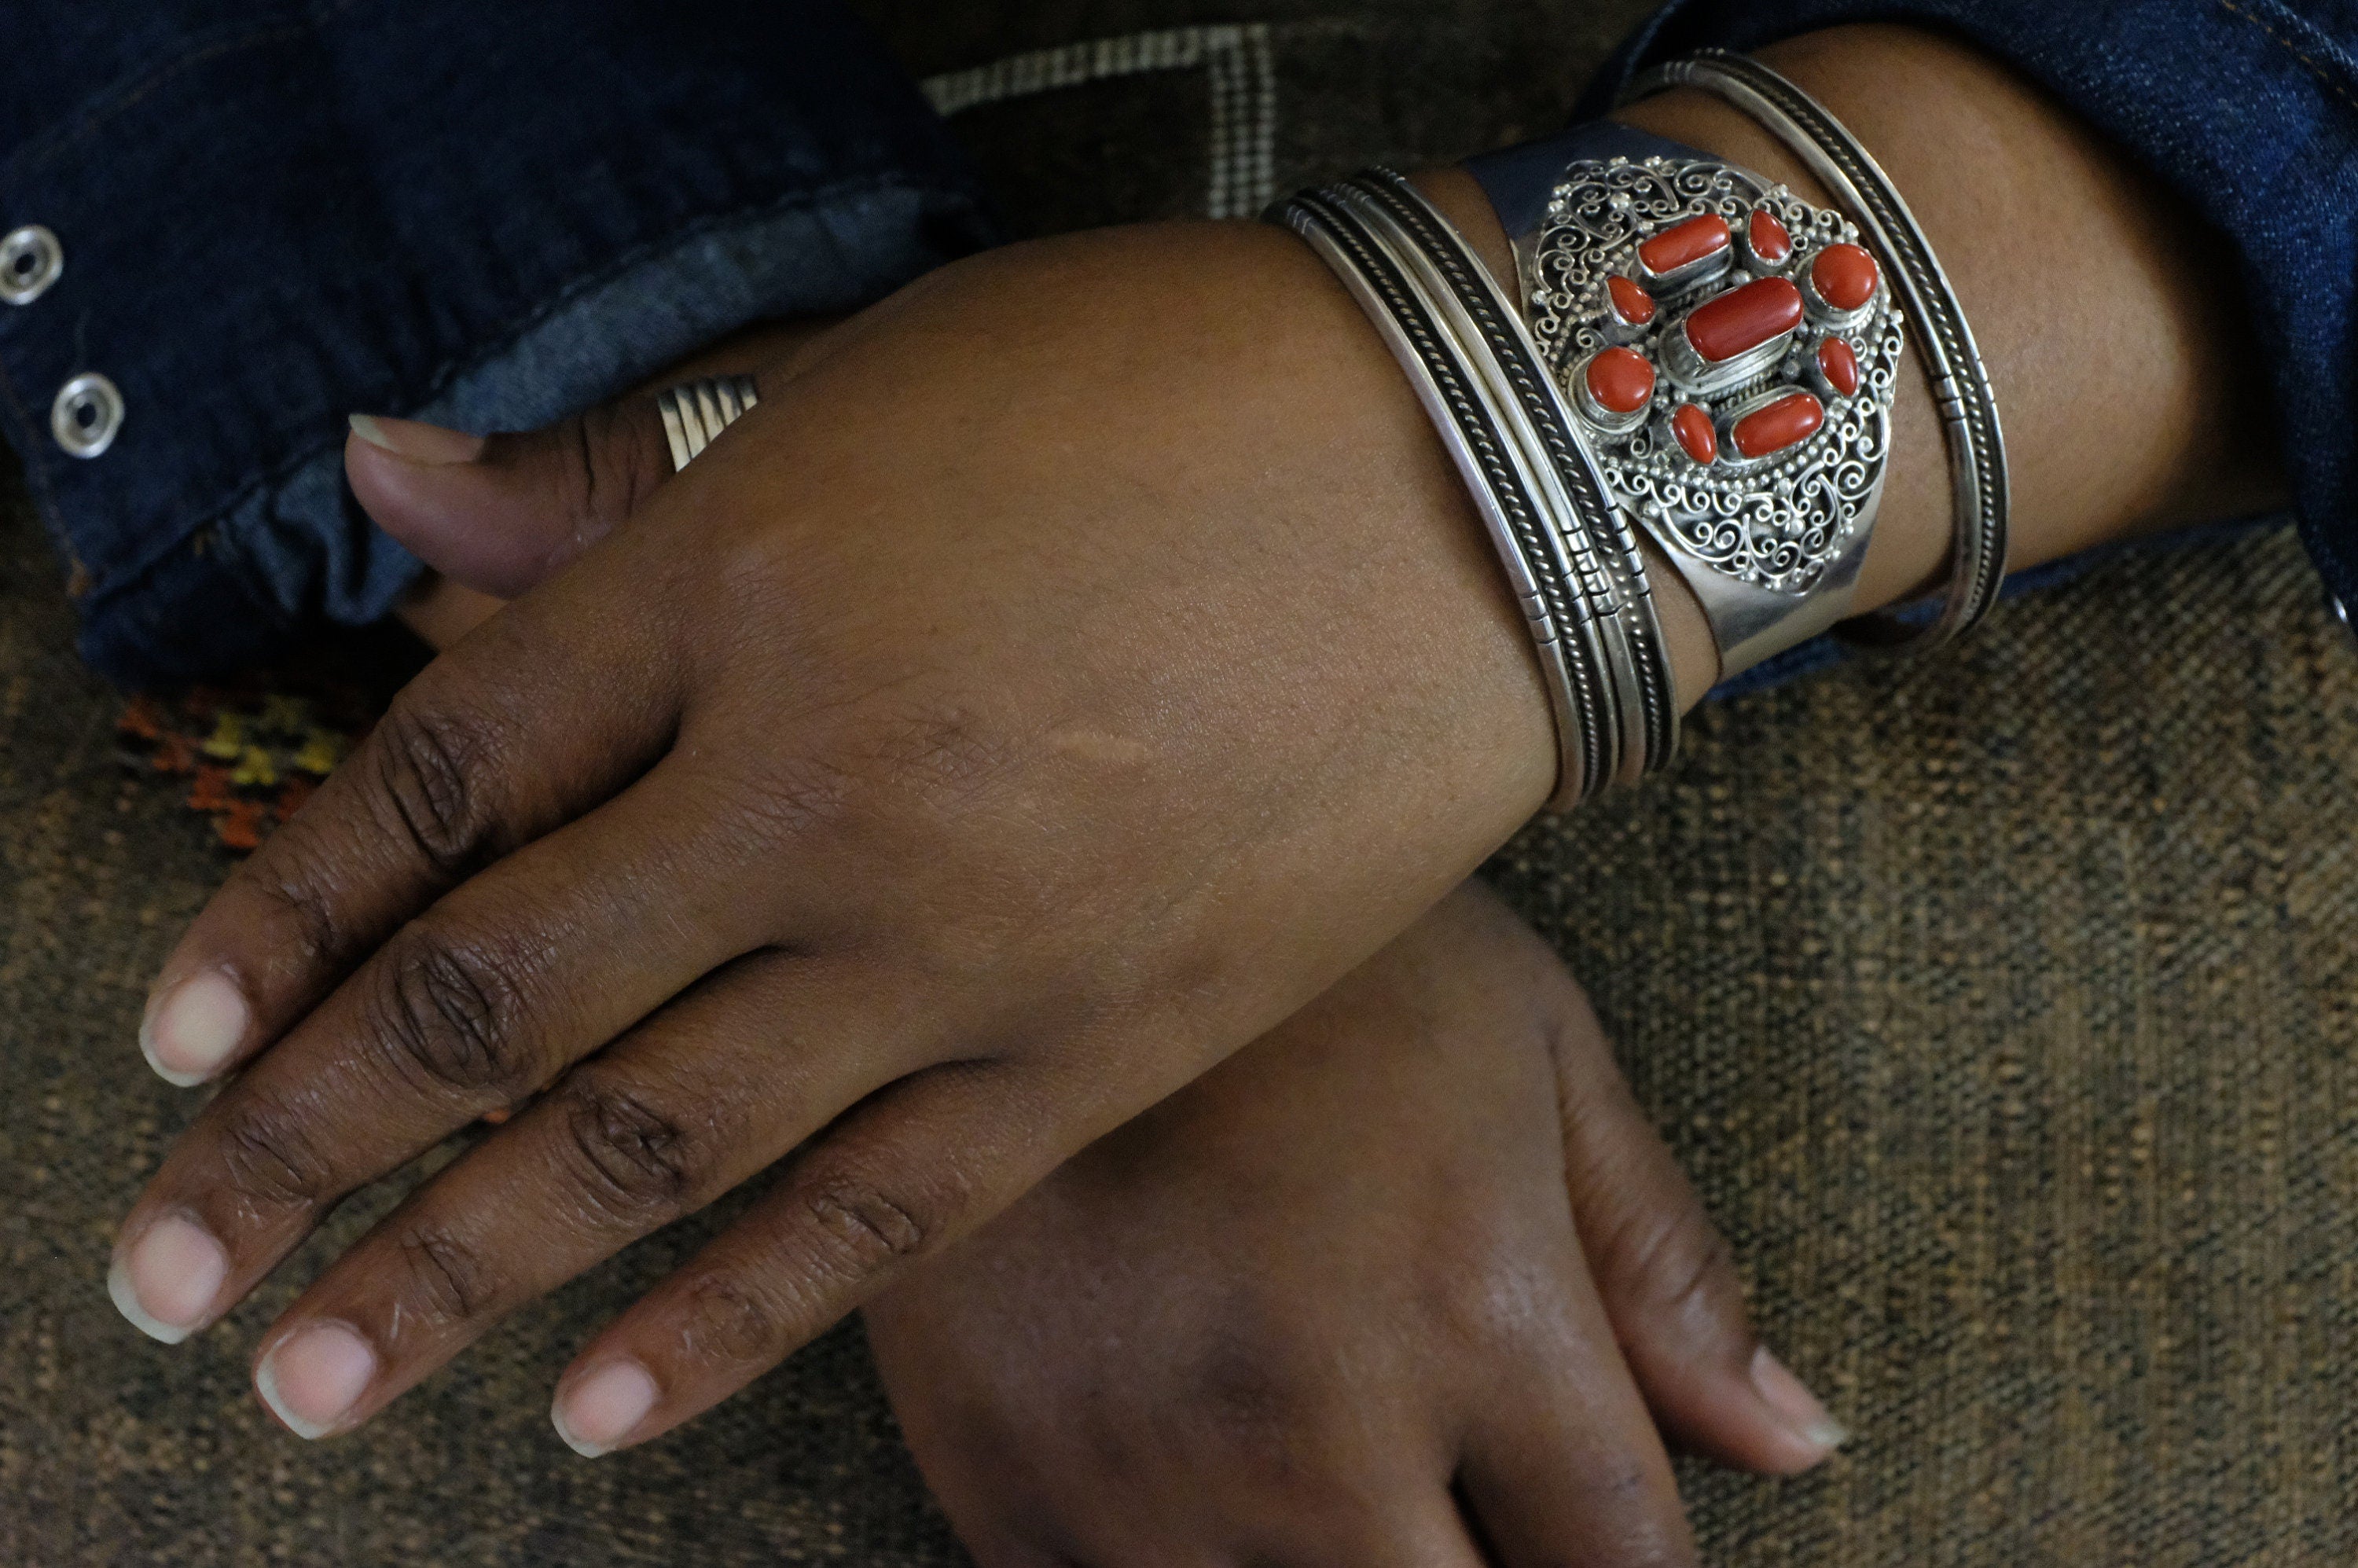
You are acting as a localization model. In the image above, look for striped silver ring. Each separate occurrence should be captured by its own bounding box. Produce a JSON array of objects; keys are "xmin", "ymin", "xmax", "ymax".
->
[{"xmin": 656, "ymin": 375, "xmax": 761, "ymax": 472}]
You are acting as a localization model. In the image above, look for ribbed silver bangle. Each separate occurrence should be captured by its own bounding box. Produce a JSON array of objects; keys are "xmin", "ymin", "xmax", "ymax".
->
[
  {"xmin": 1275, "ymin": 185, "xmax": 1617, "ymax": 807},
  {"xmin": 1339, "ymin": 167, "xmax": 1679, "ymax": 781},
  {"xmin": 1629, "ymin": 49, "xmax": 2010, "ymax": 651}
]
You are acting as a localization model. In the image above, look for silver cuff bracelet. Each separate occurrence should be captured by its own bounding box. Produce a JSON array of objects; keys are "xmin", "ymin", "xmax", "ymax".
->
[{"xmin": 1466, "ymin": 117, "xmax": 1905, "ymax": 682}]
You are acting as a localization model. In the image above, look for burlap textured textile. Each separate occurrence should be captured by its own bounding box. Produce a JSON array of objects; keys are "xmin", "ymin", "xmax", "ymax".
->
[{"xmin": 3, "ymin": 4, "xmax": 2352, "ymax": 1562}]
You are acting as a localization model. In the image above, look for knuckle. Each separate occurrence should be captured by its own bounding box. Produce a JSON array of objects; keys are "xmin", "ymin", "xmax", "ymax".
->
[
  {"xmin": 215, "ymin": 1094, "xmax": 333, "ymax": 1211},
  {"xmin": 366, "ymin": 925, "xmax": 533, "ymax": 1098},
  {"xmin": 802, "ymin": 1169, "xmax": 940, "ymax": 1281},
  {"xmin": 556, "ymin": 1072, "xmax": 703, "ymax": 1224},
  {"xmin": 395, "ymin": 1224, "xmax": 494, "ymax": 1326},
  {"xmin": 1605, "ymin": 1202, "xmax": 1741, "ymax": 1329},
  {"xmin": 245, "ymin": 860, "xmax": 349, "ymax": 968},
  {"xmin": 575, "ymin": 401, "xmax": 662, "ymax": 531},
  {"xmin": 678, "ymin": 1270, "xmax": 795, "ymax": 1368},
  {"xmin": 369, "ymin": 696, "xmax": 505, "ymax": 877},
  {"xmin": 1165, "ymin": 1302, "xmax": 1346, "ymax": 1465}
]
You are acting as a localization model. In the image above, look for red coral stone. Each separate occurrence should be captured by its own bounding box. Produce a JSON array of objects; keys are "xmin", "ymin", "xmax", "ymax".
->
[
  {"xmin": 1586, "ymin": 347, "xmax": 1657, "ymax": 414},
  {"xmin": 1683, "ymin": 277, "xmax": 1805, "ymax": 363},
  {"xmin": 1607, "ymin": 274, "xmax": 1658, "ymax": 327},
  {"xmin": 1818, "ymin": 336, "xmax": 1862, "ymax": 397},
  {"xmin": 1732, "ymin": 392, "xmax": 1826, "ymax": 459},
  {"xmin": 1748, "ymin": 209, "xmax": 1793, "ymax": 265},
  {"xmin": 1638, "ymin": 214, "xmax": 1732, "ymax": 277},
  {"xmin": 1811, "ymin": 243, "xmax": 1880, "ymax": 310},
  {"xmin": 1672, "ymin": 403, "xmax": 1718, "ymax": 465}
]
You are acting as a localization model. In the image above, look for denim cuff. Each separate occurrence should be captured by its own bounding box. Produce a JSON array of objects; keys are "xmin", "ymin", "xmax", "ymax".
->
[{"xmin": 0, "ymin": 2, "xmax": 991, "ymax": 687}]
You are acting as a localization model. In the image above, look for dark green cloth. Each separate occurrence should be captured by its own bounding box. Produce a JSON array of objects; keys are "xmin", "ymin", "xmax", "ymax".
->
[{"xmin": 4, "ymin": 4, "xmax": 2352, "ymax": 1561}]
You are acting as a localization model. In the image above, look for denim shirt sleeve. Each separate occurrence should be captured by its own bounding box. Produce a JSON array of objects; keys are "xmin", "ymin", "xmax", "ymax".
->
[
  {"xmin": 1581, "ymin": 0, "xmax": 2358, "ymax": 633},
  {"xmin": 0, "ymin": 2, "xmax": 992, "ymax": 688}
]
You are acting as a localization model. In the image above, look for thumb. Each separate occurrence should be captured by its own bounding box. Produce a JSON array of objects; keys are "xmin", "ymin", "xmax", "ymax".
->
[
  {"xmin": 1545, "ymin": 983, "xmax": 1850, "ymax": 1476},
  {"xmin": 347, "ymin": 315, "xmax": 832, "ymax": 596},
  {"xmin": 346, "ymin": 388, "xmax": 693, "ymax": 599}
]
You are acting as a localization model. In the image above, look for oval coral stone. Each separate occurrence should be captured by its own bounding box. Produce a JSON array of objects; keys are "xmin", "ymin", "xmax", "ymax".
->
[
  {"xmin": 1672, "ymin": 404, "xmax": 1718, "ymax": 465},
  {"xmin": 1682, "ymin": 277, "xmax": 1805, "ymax": 363},
  {"xmin": 1747, "ymin": 209, "xmax": 1793, "ymax": 265},
  {"xmin": 1811, "ymin": 244, "xmax": 1880, "ymax": 310},
  {"xmin": 1732, "ymin": 392, "xmax": 1826, "ymax": 459},
  {"xmin": 1607, "ymin": 274, "xmax": 1658, "ymax": 327},
  {"xmin": 1637, "ymin": 214, "xmax": 1732, "ymax": 277},
  {"xmin": 1818, "ymin": 336, "xmax": 1862, "ymax": 397},
  {"xmin": 1585, "ymin": 347, "xmax": 1657, "ymax": 414}
]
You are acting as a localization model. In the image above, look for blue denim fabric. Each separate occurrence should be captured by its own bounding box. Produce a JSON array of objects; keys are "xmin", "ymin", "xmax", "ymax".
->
[
  {"xmin": 0, "ymin": 2, "xmax": 990, "ymax": 687},
  {"xmin": 1584, "ymin": 0, "xmax": 2358, "ymax": 674}
]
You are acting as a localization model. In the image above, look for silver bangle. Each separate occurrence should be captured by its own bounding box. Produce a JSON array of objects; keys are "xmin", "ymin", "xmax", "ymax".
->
[
  {"xmin": 1341, "ymin": 169, "xmax": 1680, "ymax": 784},
  {"xmin": 1275, "ymin": 185, "xmax": 1618, "ymax": 807},
  {"xmin": 656, "ymin": 374, "xmax": 762, "ymax": 473},
  {"xmin": 1465, "ymin": 120, "xmax": 1904, "ymax": 680},
  {"xmin": 1628, "ymin": 50, "xmax": 2011, "ymax": 651}
]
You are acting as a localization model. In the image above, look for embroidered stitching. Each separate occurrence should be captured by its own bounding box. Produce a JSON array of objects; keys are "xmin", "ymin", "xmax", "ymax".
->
[
  {"xmin": 2216, "ymin": 0, "xmax": 2358, "ymax": 115},
  {"xmin": 20, "ymin": 1, "xmax": 368, "ymax": 175}
]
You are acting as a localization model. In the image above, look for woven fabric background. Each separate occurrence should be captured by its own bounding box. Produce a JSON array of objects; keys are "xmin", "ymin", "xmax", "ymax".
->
[{"xmin": 4, "ymin": 3, "xmax": 2353, "ymax": 1562}]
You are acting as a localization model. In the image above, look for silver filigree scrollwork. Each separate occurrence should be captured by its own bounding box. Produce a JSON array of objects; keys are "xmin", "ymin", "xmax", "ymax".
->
[{"xmin": 1523, "ymin": 156, "xmax": 1904, "ymax": 604}]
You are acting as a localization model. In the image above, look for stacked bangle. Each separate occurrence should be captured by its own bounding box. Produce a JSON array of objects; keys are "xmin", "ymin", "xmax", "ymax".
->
[
  {"xmin": 1273, "ymin": 52, "xmax": 2006, "ymax": 806},
  {"xmin": 1275, "ymin": 174, "xmax": 1678, "ymax": 806}
]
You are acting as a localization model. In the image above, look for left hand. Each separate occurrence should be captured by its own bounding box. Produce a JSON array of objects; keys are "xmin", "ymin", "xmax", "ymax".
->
[
  {"xmin": 110, "ymin": 218, "xmax": 1564, "ymax": 1451},
  {"xmin": 869, "ymin": 881, "xmax": 1843, "ymax": 1566}
]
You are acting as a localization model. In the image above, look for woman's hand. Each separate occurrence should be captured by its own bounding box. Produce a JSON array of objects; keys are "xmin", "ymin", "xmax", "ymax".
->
[
  {"xmin": 867, "ymin": 882, "xmax": 1844, "ymax": 1567},
  {"xmin": 112, "ymin": 219, "xmax": 1566, "ymax": 1446}
]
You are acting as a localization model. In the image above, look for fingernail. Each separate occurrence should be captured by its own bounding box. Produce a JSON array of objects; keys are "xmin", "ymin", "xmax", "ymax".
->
[
  {"xmin": 140, "ymin": 970, "xmax": 250, "ymax": 1086},
  {"xmin": 552, "ymin": 1359, "xmax": 659, "ymax": 1459},
  {"xmin": 348, "ymin": 413, "xmax": 487, "ymax": 465},
  {"xmin": 1750, "ymin": 1345, "xmax": 1849, "ymax": 1461},
  {"xmin": 108, "ymin": 1214, "xmax": 230, "ymax": 1344},
  {"xmin": 256, "ymin": 1322, "xmax": 378, "ymax": 1440}
]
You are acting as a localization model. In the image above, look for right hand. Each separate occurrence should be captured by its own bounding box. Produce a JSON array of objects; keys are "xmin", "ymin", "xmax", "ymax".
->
[{"xmin": 868, "ymin": 882, "xmax": 1846, "ymax": 1567}]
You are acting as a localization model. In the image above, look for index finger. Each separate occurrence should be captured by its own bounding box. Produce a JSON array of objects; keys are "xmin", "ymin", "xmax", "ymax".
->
[{"xmin": 138, "ymin": 587, "xmax": 684, "ymax": 1087}]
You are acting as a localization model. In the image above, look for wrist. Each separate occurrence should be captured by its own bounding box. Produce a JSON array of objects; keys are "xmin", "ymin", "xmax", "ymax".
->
[
  {"xmin": 1617, "ymin": 27, "xmax": 2283, "ymax": 610},
  {"xmin": 1415, "ymin": 24, "xmax": 2282, "ymax": 724}
]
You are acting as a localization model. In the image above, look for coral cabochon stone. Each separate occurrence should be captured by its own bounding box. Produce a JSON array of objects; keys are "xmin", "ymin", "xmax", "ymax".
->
[
  {"xmin": 1748, "ymin": 209, "xmax": 1793, "ymax": 265},
  {"xmin": 1672, "ymin": 404, "xmax": 1718, "ymax": 465},
  {"xmin": 1638, "ymin": 214, "xmax": 1732, "ymax": 277},
  {"xmin": 1812, "ymin": 244, "xmax": 1880, "ymax": 311},
  {"xmin": 1607, "ymin": 275, "xmax": 1658, "ymax": 327},
  {"xmin": 1732, "ymin": 391, "xmax": 1826, "ymax": 459},
  {"xmin": 1818, "ymin": 336, "xmax": 1862, "ymax": 397},
  {"xmin": 1682, "ymin": 277, "xmax": 1805, "ymax": 363},
  {"xmin": 1586, "ymin": 347, "xmax": 1658, "ymax": 414}
]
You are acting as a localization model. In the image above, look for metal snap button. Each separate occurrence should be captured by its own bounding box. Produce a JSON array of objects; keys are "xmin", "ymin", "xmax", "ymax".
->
[
  {"xmin": 52, "ymin": 373, "xmax": 123, "ymax": 459},
  {"xmin": 0, "ymin": 225, "xmax": 63, "ymax": 306}
]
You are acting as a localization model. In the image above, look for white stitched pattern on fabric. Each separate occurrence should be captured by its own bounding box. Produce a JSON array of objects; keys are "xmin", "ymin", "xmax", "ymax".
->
[{"xmin": 921, "ymin": 24, "xmax": 1279, "ymax": 219}]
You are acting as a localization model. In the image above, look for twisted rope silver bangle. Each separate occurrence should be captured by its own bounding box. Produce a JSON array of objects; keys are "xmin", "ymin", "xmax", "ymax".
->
[
  {"xmin": 656, "ymin": 374, "xmax": 762, "ymax": 473},
  {"xmin": 1275, "ymin": 185, "xmax": 1617, "ymax": 807},
  {"xmin": 1629, "ymin": 50, "xmax": 2010, "ymax": 651}
]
